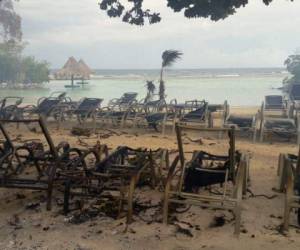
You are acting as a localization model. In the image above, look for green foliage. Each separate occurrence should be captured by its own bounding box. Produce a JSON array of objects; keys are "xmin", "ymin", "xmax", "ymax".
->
[
  {"xmin": 284, "ymin": 54, "xmax": 300, "ymax": 84},
  {"xmin": 98, "ymin": 0, "xmax": 294, "ymax": 25},
  {"xmin": 161, "ymin": 50, "xmax": 183, "ymax": 68},
  {"xmin": 0, "ymin": 41, "xmax": 49, "ymax": 84},
  {"xmin": 21, "ymin": 56, "xmax": 50, "ymax": 84}
]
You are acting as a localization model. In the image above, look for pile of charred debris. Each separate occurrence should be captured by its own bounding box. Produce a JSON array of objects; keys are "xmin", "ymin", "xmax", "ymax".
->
[{"xmin": 0, "ymin": 118, "xmax": 258, "ymax": 237}]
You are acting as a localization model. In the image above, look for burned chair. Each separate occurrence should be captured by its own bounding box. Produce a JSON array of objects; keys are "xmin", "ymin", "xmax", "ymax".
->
[
  {"xmin": 61, "ymin": 146, "xmax": 165, "ymax": 223},
  {"xmin": 0, "ymin": 96, "xmax": 23, "ymax": 120},
  {"xmin": 163, "ymin": 124, "xmax": 249, "ymax": 236},
  {"xmin": 0, "ymin": 117, "xmax": 94, "ymax": 210},
  {"xmin": 276, "ymin": 148, "xmax": 300, "ymax": 230}
]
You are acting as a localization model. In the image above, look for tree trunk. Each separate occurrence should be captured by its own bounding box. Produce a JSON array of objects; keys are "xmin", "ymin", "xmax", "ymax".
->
[{"xmin": 159, "ymin": 67, "xmax": 165, "ymax": 101}]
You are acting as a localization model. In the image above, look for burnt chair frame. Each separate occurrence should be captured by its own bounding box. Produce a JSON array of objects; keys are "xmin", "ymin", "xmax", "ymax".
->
[
  {"xmin": 0, "ymin": 117, "xmax": 61, "ymax": 210},
  {"xmin": 0, "ymin": 117, "xmax": 93, "ymax": 210},
  {"xmin": 276, "ymin": 147, "xmax": 300, "ymax": 230},
  {"xmin": 163, "ymin": 124, "xmax": 249, "ymax": 236},
  {"xmin": 61, "ymin": 146, "xmax": 168, "ymax": 224}
]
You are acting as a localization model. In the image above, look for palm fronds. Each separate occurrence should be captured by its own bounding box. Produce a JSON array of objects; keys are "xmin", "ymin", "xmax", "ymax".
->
[
  {"xmin": 146, "ymin": 80, "xmax": 156, "ymax": 94},
  {"xmin": 159, "ymin": 49, "xmax": 183, "ymax": 100},
  {"xmin": 162, "ymin": 50, "xmax": 183, "ymax": 68}
]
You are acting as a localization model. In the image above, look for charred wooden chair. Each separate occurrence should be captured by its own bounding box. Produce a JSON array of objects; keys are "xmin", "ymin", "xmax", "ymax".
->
[
  {"xmin": 0, "ymin": 96, "xmax": 23, "ymax": 120},
  {"xmin": 276, "ymin": 148, "xmax": 300, "ymax": 230},
  {"xmin": 0, "ymin": 117, "xmax": 94, "ymax": 210},
  {"xmin": 163, "ymin": 124, "xmax": 249, "ymax": 236},
  {"xmin": 61, "ymin": 146, "xmax": 167, "ymax": 223}
]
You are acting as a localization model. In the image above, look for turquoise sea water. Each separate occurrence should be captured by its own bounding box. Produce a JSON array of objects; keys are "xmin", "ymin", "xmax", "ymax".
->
[{"xmin": 0, "ymin": 68, "xmax": 287, "ymax": 106}]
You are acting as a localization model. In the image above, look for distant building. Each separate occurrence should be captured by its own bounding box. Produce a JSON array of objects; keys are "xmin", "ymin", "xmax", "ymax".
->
[{"xmin": 54, "ymin": 57, "xmax": 93, "ymax": 80}]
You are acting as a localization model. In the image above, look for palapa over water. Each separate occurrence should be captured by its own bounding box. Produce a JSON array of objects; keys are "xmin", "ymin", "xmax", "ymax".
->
[{"xmin": 54, "ymin": 57, "xmax": 93, "ymax": 80}]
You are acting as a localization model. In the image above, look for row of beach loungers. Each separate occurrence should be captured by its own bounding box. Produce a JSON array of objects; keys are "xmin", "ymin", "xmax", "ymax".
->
[{"xmin": 1, "ymin": 91, "xmax": 300, "ymax": 143}]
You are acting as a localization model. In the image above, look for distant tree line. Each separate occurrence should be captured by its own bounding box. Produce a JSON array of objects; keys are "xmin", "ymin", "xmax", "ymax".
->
[
  {"xmin": 98, "ymin": 0, "xmax": 294, "ymax": 26},
  {"xmin": 0, "ymin": 0, "xmax": 50, "ymax": 85},
  {"xmin": 0, "ymin": 41, "xmax": 50, "ymax": 84},
  {"xmin": 284, "ymin": 54, "xmax": 300, "ymax": 85}
]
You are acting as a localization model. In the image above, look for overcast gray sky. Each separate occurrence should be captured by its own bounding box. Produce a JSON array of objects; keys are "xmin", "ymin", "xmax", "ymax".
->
[{"xmin": 16, "ymin": 0, "xmax": 300, "ymax": 69}]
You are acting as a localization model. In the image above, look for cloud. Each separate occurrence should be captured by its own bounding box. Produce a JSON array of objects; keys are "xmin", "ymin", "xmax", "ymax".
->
[{"xmin": 15, "ymin": 0, "xmax": 300, "ymax": 68}]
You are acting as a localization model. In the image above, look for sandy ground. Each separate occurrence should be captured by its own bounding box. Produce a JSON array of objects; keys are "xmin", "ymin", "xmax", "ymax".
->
[{"xmin": 0, "ymin": 107, "xmax": 300, "ymax": 250}]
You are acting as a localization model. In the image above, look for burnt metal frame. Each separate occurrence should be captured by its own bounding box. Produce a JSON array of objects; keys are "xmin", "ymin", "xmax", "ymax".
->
[
  {"xmin": 61, "ymin": 146, "xmax": 167, "ymax": 223},
  {"xmin": 0, "ymin": 117, "xmax": 97, "ymax": 210},
  {"xmin": 276, "ymin": 147, "xmax": 300, "ymax": 230},
  {"xmin": 163, "ymin": 124, "xmax": 248, "ymax": 236},
  {"xmin": 0, "ymin": 117, "xmax": 60, "ymax": 210}
]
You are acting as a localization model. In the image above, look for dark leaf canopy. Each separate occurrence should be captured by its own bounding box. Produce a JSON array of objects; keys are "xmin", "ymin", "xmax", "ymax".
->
[
  {"xmin": 98, "ymin": 0, "xmax": 294, "ymax": 25},
  {"xmin": 162, "ymin": 50, "xmax": 183, "ymax": 68}
]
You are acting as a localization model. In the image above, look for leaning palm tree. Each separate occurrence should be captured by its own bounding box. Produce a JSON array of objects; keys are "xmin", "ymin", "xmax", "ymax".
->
[{"xmin": 159, "ymin": 50, "xmax": 183, "ymax": 100}]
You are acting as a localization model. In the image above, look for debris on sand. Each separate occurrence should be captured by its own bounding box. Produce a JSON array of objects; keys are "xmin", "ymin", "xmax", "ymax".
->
[
  {"xmin": 25, "ymin": 202, "xmax": 40, "ymax": 210},
  {"xmin": 209, "ymin": 215, "xmax": 226, "ymax": 228},
  {"xmin": 175, "ymin": 223, "xmax": 194, "ymax": 237},
  {"xmin": 71, "ymin": 127, "xmax": 91, "ymax": 137}
]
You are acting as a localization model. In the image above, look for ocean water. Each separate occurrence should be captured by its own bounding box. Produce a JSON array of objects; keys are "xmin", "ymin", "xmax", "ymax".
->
[{"xmin": 0, "ymin": 68, "xmax": 287, "ymax": 106}]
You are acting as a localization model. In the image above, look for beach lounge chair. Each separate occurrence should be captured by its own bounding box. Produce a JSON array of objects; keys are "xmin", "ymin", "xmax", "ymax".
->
[
  {"xmin": 0, "ymin": 96, "xmax": 23, "ymax": 120},
  {"xmin": 22, "ymin": 92, "xmax": 72, "ymax": 124},
  {"xmin": 108, "ymin": 92, "xmax": 138, "ymax": 111},
  {"xmin": 258, "ymin": 102, "xmax": 300, "ymax": 143},
  {"xmin": 162, "ymin": 124, "xmax": 249, "ymax": 236},
  {"xmin": 265, "ymin": 95, "xmax": 286, "ymax": 110},
  {"xmin": 72, "ymin": 98, "xmax": 103, "ymax": 126},
  {"xmin": 276, "ymin": 147, "xmax": 300, "ymax": 230},
  {"xmin": 178, "ymin": 101, "xmax": 212, "ymax": 127},
  {"xmin": 225, "ymin": 115, "xmax": 258, "ymax": 142},
  {"xmin": 61, "ymin": 146, "xmax": 165, "ymax": 223}
]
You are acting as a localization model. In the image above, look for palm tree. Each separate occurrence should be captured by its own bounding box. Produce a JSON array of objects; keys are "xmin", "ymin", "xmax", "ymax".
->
[
  {"xmin": 145, "ymin": 80, "xmax": 156, "ymax": 103},
  {"xmin": 159, "ymin": 50, "xmax": 183, "ymax": 100}
]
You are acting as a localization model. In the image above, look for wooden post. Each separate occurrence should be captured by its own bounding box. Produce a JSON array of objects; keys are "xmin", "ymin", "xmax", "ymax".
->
[
  {"xmin": 252, "ymin": 114, "xmax": 257, "ymax": 143},
  {"xmin": 259, "ymin": 102, "xmax": 265, "ymax": 142},
  {"xmin": 229, "ymin": 127, "xmax": 236, "ymax": 181}
]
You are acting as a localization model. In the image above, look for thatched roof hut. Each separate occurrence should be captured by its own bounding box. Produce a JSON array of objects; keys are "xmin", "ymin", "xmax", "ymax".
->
[
  {"xmin": 78, "ymin": 59, "xmax": 93, "ymax": 75},
  {"xmin": 54, "ymin": 57, "xmax": 92, "ymax": 80}
]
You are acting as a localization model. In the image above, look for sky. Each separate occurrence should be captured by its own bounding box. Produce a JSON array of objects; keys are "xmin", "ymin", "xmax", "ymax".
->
[{"xmin": 15, "ymin": 0, "xmax": 300, "ymax": 69}]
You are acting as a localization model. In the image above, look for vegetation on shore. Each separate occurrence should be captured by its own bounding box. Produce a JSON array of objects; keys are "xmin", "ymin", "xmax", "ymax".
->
[
  {"xmin": 0, "ymin": 41, "xmax": 50, "ymax": 85},
  {"xmin": 283, "ymin": 54, "xmax": 300, "ymax": 85},
  {"xmin": 0, "ymin": 0, "xmax": 50, "ymax": 85}
]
